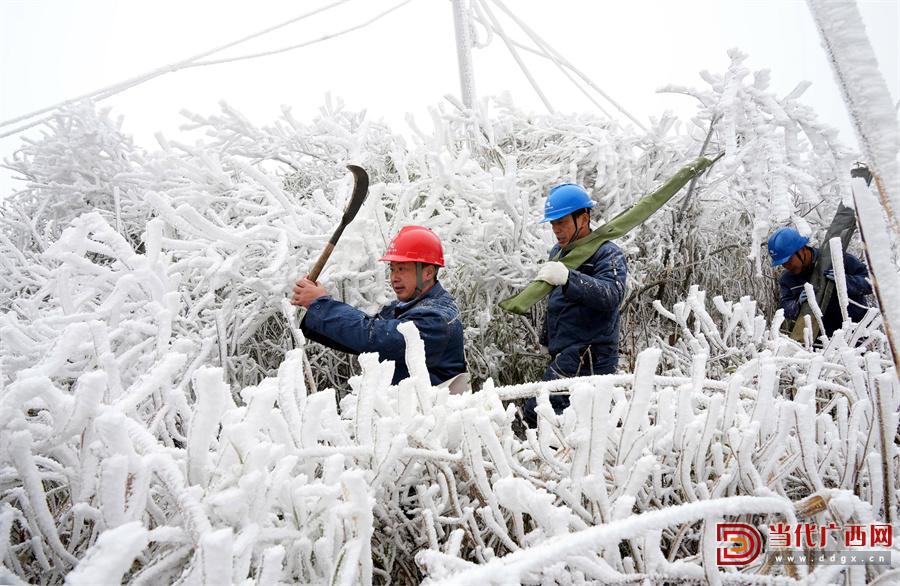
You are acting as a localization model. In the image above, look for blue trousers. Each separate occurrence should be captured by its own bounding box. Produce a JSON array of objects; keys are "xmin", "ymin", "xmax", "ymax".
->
[{"xmin": 522, "ymin": 347, "xmax": 617, "ymax": 428}]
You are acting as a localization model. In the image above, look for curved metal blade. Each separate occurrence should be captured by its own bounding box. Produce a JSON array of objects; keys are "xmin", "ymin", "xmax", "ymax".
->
[
  {"xmin": 305, "ymin": 165, "xmax": 371, "ymax": 281},
  {"xmin": 341, "ymin": 164, "xmax": 369, "ymax": 225}
]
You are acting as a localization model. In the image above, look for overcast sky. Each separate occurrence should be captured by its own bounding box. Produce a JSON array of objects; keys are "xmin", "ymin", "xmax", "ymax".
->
[{"xmin": 1, "ymin": 0, "xmax": 898, "ymax": 195}]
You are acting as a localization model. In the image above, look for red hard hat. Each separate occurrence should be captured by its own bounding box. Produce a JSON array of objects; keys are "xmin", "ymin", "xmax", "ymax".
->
[{"xmin": 379, "ymin": 225, "xmax": 445, "ymax": 267}]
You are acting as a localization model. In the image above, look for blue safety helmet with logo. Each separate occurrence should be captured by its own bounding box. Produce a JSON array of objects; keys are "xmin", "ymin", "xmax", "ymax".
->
[
  {"xmin": 767, "ymin": 226, "xmax": 810, "ymax": 266},
  {"xmin": 541, "ymin": 183, "xmax": 594, "ymax": 223}
]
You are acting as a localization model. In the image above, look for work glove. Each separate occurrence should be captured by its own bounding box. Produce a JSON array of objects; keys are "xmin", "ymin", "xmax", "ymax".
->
[
  {"xmin": 537, "ymin": 261, "xmax": 569, "ymax": 286},
  {"xmin": 798, "ymin": 290, "xmax": 808, "ymax": 306},
  {"xmin": 824, "ymin": 268, "xmax": 835, "ymax": 281}
]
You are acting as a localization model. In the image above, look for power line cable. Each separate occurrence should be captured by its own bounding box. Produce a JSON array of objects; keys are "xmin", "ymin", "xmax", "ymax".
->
[
  {"xmin": 0, "ymin": 0, "xmax": 353, "ymax": 138},
  {"xmin": 474, "ymin": 0, "xmax": 555, "ymax": 114},
  {"xmin": 490, "ymin": 0, "xmax": 648, "ymax": 132},
  {"xmin": 187, "ymin": 0, "xmax": 415, "ymax": 68},
  {"xmin": 469, "ymin": 0, "xmax": 494, "ymax": 49},
  {"xmin": 510, "ymin": 38, "xmax": 615, "ymax": 121},
  {"xmin": 469, "ymin": 3, "xmax": 614, "ymax": 121}
]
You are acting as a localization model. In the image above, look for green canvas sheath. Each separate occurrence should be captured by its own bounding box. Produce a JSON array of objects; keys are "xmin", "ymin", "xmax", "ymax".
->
[{"xmin": 499, "ymin": 156, "xmax": 715, "ymax": 315}]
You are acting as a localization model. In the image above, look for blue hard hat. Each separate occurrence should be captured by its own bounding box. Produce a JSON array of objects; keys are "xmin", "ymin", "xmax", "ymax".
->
[
  {"xmin": 767, "ymin": 227, "xmax": 809, "ymax": 266},
  {"xmin": 540, "ymin": 183, "xmax": 594, "ymax": 223}
]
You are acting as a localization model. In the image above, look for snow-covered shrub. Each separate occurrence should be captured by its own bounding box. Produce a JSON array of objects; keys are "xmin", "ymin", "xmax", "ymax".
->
[
  {"xmin": 2, "ymin": 52, "xmax": 852, "ymax": 390},
  {"xmin": 3, "ymin": 104, "xmax": 146, "ymax": 245},
  {"xmin": 1, "ymin": 279, "xmax": 896, "ymax": 583},
  {"xmin": 619, "ymin": 48, "xmax": 856, "ymax": 370}
]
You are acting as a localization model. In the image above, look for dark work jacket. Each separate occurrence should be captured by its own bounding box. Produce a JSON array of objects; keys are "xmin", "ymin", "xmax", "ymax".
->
[
  {"xmin": 779, "ymin": 247, "xmax": 872, "ymax": 336},
  {"xmin": 540, "ymin": 241, "xmax": 627, "ymax": 379},
  {"xmin": 300, "ymin": 281, "xmax": 466, "ymax": 385}
]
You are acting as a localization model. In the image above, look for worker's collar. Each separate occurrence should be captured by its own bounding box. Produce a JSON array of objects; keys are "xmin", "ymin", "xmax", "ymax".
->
[
  {"xmin": 799, "ymin": 247, "xmax": 819, "ymax": 276},
  {"xmin": 395, "ymin": 280, "xmax": 443, "ymax": 313}
]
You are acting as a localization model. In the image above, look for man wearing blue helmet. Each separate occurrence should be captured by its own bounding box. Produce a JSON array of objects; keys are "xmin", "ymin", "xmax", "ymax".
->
[
  {"xmin": 767, "ymin": 226, "xmax": 871, "ymax": 336},
  {"xmin": 523, "ymin": 183, "xmax": 628, "ymax": 427}
]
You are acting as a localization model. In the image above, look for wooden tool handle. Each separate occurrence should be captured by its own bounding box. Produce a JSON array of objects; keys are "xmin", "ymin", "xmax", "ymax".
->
[{"xmin": 308, "ymin": 242, "xmax": 335, "ymax": 282}]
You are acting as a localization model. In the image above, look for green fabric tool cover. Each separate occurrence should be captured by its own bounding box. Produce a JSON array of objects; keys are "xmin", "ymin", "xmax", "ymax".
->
[{"xmin": 499, "ymin": 156, "xmax": 715, "ymax": 315}]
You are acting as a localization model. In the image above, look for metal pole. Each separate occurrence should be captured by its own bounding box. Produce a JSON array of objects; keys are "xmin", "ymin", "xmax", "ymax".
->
[{"xmin": 451, "ymin": 0, "xmax": 476, "ymax": 109}]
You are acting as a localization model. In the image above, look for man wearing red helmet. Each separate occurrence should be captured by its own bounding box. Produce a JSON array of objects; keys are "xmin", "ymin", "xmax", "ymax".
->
[{"xmin": 290, "ymin": 226, "xmax": 466, "ymax": 386}]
